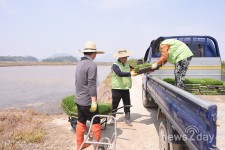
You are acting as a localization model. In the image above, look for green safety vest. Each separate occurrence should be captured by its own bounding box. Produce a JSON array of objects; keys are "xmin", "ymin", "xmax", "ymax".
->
[
  {"xmin": 111, "ymin": 61, "xmax": 132, "ymax": 89},
  {"xmin": 161, "ymin": 39, "xmax": 193, "ymax": 64}
]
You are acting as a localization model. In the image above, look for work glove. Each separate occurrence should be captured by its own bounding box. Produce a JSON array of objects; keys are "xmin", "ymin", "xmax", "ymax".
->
[
  {"xmin": 131, "ymin": 71, "xmax": 138, "ymax": 76},
  {"xmin": 151, "ymin": 63, "xmax": 158, "ymax": 69},
  {"xmin": 90, "ymin": 101, "xmax": 97, "ymax": 112}
]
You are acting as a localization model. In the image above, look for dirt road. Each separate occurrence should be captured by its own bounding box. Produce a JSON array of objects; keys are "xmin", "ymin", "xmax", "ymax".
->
[
  {"xmin": 109, "ymin": 75, "xmax": 160, "ymax": 150},
  {"xmin": 35, "ymin": 75, "xmax": 224, "ymax": 150}
]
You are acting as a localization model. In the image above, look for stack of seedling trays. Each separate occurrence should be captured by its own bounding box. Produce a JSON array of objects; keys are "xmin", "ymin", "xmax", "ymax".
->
[{"xmin": 163, "ymin": 78, "xmax": 225, "ymax": 95}]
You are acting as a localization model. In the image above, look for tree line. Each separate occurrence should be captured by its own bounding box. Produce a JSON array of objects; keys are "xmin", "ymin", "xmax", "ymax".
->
[
  {"xmin": 0, "ymin": 56, "xmax": 38, "ymax": 62},
  {"xmin": 42, "ymin": 56, "xmax": 77, "ymax": 62}
]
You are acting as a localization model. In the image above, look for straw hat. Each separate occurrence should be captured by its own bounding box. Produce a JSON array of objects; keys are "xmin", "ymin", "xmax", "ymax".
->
[
  {"xmin": 113, "ymin": 48, "xmax": 132, "ymax": 58},
  {"xmin": 79, "ymin": 41, "xmax": 105, "ymax": 54}
]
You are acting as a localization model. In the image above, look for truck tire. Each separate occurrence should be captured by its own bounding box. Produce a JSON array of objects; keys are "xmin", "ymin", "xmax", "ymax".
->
[
  {"xmin": 159, "ymin": 121, "xmax": 170, "ymax": 150},
  {"xmin": 142, "ymin": 89, "xmax": 158, "ymax": 108}
]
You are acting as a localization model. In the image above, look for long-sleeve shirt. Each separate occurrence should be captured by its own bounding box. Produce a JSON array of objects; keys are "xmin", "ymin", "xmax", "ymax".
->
[
  {"xmin": 112, "ymin": 64, "xmax": 131, "ymax": 77},
  {"xmin": 75, "ymin": 56, "xmax": 97, "ymax": 106},
  {"xmin": 112, "ymin": 61, "xmax": 133, "ymax": 77}
]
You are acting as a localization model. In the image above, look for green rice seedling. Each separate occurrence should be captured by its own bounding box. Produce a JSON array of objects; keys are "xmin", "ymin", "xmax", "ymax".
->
[
  {"xmin": 202, "ymin": 78, "xmax": 223, "ymax": 85},
  {"xmin": 163, "ymin": 77, "xmax": 225, "ymax": 95},
  {"xmin": 61, "ymin": 95, "xmax": 112, "ymax": 116},
  {"xmin": 163, "ymin": 78, "xmax": 175, "ymax": 84},
  {"xmin": 98, "ymin": 102, "xmax": 112, "ymax": 115},
  {"xmin": 133, "ymin": 62, "xmax": 154, "ymax": 72},
  {"xmin": 61, "ymin": 95, "xmax": 77, "ymax": 116}
]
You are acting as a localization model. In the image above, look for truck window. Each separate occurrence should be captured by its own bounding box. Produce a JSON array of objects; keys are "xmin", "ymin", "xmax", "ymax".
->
[
  {"xmin": 191, "ymin": 44, "xmax": 204, "ymax": 57},
  {"xmin": 150, "ymin": 36, "xmax": 220, "ymax": 58},
  {"xmin": 186, "ymin": 40, "xmax": 218, "ymax": 57}
]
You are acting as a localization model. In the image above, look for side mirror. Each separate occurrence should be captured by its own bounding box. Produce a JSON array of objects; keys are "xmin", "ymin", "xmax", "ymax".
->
[{"xmin": 137, "ymin": 59, "xmax": 143, "ymax": 65}]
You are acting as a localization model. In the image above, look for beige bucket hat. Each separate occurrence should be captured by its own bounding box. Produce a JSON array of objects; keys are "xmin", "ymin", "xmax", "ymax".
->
[
  {"xmin": 113, "ymin": 48, "xmax": 132, "ymax": 58},
  {"xmin": 79, "ymin": 41, "xmax": 105, "ymax": 54}
]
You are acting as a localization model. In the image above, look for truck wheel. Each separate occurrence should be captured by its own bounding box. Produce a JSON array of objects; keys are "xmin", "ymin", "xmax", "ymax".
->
[
  {"xmin": 142, "ymin": 89, "xmax": 158, "ymax": 108},
  {"xmin": 159, "ymin": 121, "xmax": 170, "ymax": 150}
]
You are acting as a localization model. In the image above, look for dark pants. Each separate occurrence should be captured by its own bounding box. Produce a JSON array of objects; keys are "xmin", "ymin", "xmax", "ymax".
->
[
  {"xmin": 174, "ymin": 56, "xmax": 192, "ymax": 89},
  {"xmin": 111, "ymin": 89, "xmax": 131, "ymax": 113},
  {"xmin": 76, "ymin": 103, "xmax": 100, "ymax": 125}
]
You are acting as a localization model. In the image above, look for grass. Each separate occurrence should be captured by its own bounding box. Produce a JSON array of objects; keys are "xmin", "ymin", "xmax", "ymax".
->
[{"xmin": 0, "ymin": 109, "xmax": 49, "ymax": 149}]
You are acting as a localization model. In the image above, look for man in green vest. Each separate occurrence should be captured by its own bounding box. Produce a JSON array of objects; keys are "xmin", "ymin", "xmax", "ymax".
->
[
  {"xmin": 151, "ymin": 37, "xmax": 193, "ymax": 89},
  {"xmin": 111, "ymin": 48, "xmax": 137, "ymax": 126}
]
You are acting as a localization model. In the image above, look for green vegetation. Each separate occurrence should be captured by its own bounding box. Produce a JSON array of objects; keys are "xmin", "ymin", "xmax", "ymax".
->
[
  {"xmin": 163, "ymin": 78, "xmax": 225, "ymax": 95},
  {"xmin": 133, "ymin": 62, "xmax": 153, "ymax": 72},
  {"xmin": 61, "ymin": 95, "xmax": 112, "ymax": 117},
  {"xmin": 164, "ymin": 78, "xmax": 224, "ymax": 85},
  {"xmin": 61, "ymin": 95, "xmax": 78, "ymax": 116},
  {"xmin": 42, "ymin": 56, "xmax": 77, "ymax": 62},
  {"xmin": 0, "ymin": 56, "xmax": 38, "ymax": 62}
]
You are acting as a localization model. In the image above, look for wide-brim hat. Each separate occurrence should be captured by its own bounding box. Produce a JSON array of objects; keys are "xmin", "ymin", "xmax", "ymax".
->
[
  {"xmin": 79, "ymin": 41, "xmax": 105, "ymax": 54},
  {"xmin": 113, "ymin": 48, "xmax": 132, "ymax": 58}
]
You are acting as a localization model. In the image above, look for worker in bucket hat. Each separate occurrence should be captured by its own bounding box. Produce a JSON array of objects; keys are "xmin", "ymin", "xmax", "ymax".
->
[
  {"xmin": 75, "ymin": 41, "xmax": 104, "ymax": 150},
  {"xmin": 110, "ymin": 48, "xmax": 137, "ymax": 126}
]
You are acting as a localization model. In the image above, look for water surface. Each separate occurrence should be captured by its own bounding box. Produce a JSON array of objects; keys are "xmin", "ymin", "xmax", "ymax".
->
[{"xmin": 0, "ymin": 65, "xmax": 111, "ymax": 114}]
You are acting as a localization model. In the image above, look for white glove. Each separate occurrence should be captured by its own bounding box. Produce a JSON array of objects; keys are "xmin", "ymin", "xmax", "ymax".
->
[{"xmin": 151, "ymin": 63, "xmax": 158, "ymax": 69}]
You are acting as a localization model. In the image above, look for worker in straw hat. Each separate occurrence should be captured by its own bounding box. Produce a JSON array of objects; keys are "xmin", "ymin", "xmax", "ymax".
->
[
  {"xmin": 75, "ymin": 41, "xmax": 104, "ymax": 150},
  {"xmin": 111, "ymin": 48, "xmax": 137, "ymax": 126}
]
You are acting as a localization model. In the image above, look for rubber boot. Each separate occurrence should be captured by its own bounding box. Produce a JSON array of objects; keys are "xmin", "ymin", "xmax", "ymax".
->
[
  {"xmin": 76, "ymin": 121, "xmax": 90, "ymax": 150},
  {"xmin": 124, "ymin": 112, "xmax": 132, "ymax": 126},
  {"xmin": 91, "ymin": 124, "xmax": 102, "ymax": 141}
]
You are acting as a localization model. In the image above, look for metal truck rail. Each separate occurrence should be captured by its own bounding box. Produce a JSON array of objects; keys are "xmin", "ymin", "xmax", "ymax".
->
[{"xmin": 146, "ymin": 76, "xmax": 217, "ymax": 150}]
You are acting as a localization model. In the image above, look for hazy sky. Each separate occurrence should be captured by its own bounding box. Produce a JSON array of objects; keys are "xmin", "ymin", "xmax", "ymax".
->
[{"xmin": 0, "ymin": 0, "xmax": 225, "ymax": 61}]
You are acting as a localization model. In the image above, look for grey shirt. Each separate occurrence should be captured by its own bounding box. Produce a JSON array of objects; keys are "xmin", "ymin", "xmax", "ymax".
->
[{"xmin": 75, "ymin": 55, "xmax": 97, "ymax": 106}]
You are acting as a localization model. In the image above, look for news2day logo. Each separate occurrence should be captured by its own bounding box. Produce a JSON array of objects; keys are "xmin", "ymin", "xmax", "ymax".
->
[
  {"xmin": 167, "ymin": 125, "xmax": 215, "ymax": 143},
  {"xmin": 185, "ymin": 126, "xmax": 214, "ymax": 143}
]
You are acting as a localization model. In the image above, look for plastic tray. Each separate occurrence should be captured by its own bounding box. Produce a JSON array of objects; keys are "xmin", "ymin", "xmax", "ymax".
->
[{"xmin": 136, "ymin": 67, "xmax": 155, "ymax": 74}]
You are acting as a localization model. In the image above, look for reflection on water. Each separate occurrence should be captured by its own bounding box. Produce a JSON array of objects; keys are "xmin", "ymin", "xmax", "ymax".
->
[{"xmin": 0, "ymin": 65, "xmax": 111, "ymax": 114}]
